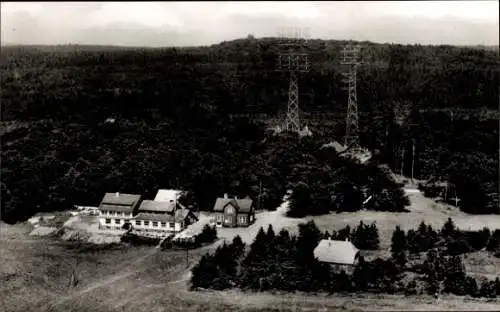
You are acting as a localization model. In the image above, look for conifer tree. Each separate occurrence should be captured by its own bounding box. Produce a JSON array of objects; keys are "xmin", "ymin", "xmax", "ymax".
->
[{"xmin": 391, "ymin": 225, "xmax": 407, "ymax": 254}]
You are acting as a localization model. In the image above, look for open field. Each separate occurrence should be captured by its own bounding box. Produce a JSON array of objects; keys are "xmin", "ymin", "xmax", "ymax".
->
[
  {"xmin": 2, "ymin": 187, "xmax": 500, "ymax": 312},
  {"xmin": 2, "ymin": 225, "xmax": 500, "ymax": 312}
]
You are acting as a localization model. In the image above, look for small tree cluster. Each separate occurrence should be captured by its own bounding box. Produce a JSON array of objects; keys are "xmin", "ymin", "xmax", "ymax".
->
[
  {"xmin": 352, "ymin": 221, "xmax": 380, "ymax": 250},
  {"xmin": 330, "ymin": 222, "xmax": 380, "ymax": 250},
  {"xmin": 407, "ymin": 221, "xmax": 438, "ymax": 253},
  {"xmin": 352, "ymin": 256, "xmax": 400, "ymax": 293},
  {"xmin": 191, "ymin": 235, "xmax": 245, "ymax": 290},
  {"xmin": 486, "ymin": 229, "xmax": 500, "ymax": 252},
  {"xmin": 465, "ymin": 227, "xmax": 490, "ymax": 250},
  {"xmin": 392, "ymin": 219, "xmax": 499, "ymax": 256},
  {"xmin": 239, "ymin": 221, "xmax": 331, "ymax": 292},
  {"xmin": 173, "ymin": 224, "xmax": 217, "ymax": 249},
  {"xmin": 197, "ymin": 224, "xmax": 217, "ymax": 244}
]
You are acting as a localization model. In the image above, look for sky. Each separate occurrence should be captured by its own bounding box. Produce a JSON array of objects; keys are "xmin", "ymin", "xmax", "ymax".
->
[{"xmin": 1, "ymin": 1, "xmax": 498, "ymax": 47}]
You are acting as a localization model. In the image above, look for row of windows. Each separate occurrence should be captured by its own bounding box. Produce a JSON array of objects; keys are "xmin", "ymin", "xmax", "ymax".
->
[
  {"xmin": 105, "ymin": 218, "xmax": 177, "ymax": 228},
  {"xmin": 135, "ymin": 220, "xmax": 175, "ymax": 228},
  {"xmin": 105, "ymin": 219, "xmax": 121, "ymax": 224},
  {"xmin": 101, "ymin": 211, "xmax": 132, "ymax": 217},
  {"xmin": 216, "ymin": 214, "xmax": 248, "ymax": 223}
]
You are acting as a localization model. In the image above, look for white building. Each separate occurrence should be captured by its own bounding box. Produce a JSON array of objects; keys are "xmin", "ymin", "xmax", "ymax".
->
[
  {"xmin": 313, "ymin": 238, "xmax": 360, "ymax": 274},
  {"xmin": 154, "ymin": 189, "xmax": 185, "ymax": 202},
  {"xmin": 132, "ymin": 189, "xmax": 197, "ymax": 238},
  {"xmin": 98, "ymin": 193, "xmax": 142, "ymax": 229},
  {"xmin": 97, "ymin": 189, "xmax": 197, "ymax": 237}
]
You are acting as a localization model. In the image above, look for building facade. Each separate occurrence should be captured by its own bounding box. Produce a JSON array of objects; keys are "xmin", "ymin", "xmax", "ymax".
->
[
  {"xmin": 132, "ymin": 194, "xmax": 198, "ymax": 238},
  {"xmin": 98, "ymin": 192, "xmax": 142, "ymax": 230},
  {"xmin": 213, "ymin": 194, "xmax": 255, "ymax": 227}
]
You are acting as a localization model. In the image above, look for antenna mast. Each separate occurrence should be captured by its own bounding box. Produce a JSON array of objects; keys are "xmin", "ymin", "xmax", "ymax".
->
[
  {"xmin": 340, "ymin": 44, "xmax": 361, "ymax": 148},
  {"xmin": 275, "ymin": 26, "xmax": 310, "ymax": 135}
]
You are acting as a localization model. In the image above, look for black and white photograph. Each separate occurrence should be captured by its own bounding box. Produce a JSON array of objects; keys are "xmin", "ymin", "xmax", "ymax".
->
[{"xmin": 1, "ymin": 1, "xmax": 499, "ymax": 311}]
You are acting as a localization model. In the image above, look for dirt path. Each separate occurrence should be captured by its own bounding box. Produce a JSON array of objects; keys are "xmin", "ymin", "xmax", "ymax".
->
[{"xmin": 43, "ymin": 248, "xmax": 158, "ymax": 311}]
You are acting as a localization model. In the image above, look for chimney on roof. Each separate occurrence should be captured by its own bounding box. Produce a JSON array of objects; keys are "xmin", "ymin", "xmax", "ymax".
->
[
  {"xmin": 345, "ymin": 238, "xmax": 349, "ymax": 242},
  {"xmin": 235, "ymin": 195, "xmax": 238, "ymax": 200},
  {"xmin": 224, "ymin": 193, "xmax": 228, "ymax": 199},
  {"xmin": 116, "ymin": 192, "xmax": 119, "ymax": 197}
]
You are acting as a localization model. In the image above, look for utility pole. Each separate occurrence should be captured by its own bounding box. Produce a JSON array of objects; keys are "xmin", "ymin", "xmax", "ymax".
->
[
  {"xmin": 400, "ymin": 146, "xmax": 405, "ymax": 176},
  {"xmin": 258, "ymin": 180, "xmax": 263, "ymax": 210},
  {"xmin": 340, "ymin": 43, "xmax": 361, "ymax": 148},
  {"xmin": 411, "ymin": 140, "xmax": 416, "ymax": 182},
  {"xmin": 275, "ymin": 26, "xmax": 310, "ymax": 135}
]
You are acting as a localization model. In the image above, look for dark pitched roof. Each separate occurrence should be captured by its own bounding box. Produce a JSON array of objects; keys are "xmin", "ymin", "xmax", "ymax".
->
[
  {"xmin": 213, "ymin": 197, "xmax": 253, "ymax": 213},
  {"xmin": 98, "ymin": 193, "xmax": 142, "ymax": 212},
  {"xmin": 138, "ymin": 200, "xmax": 176, "ymax": 213},
  {"xmin": 134, "ymin": 208, "xmax": 195, "ymax": 222}
]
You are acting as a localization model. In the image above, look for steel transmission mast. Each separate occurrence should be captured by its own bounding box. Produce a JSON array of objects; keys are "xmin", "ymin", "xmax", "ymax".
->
[
  {"xmin": 340, "ymin": 44, "xmax": 361, "ymax": 148},
  {"xmin": 275, "ymin": 27, "xmax": 310, "ymax": 134}
]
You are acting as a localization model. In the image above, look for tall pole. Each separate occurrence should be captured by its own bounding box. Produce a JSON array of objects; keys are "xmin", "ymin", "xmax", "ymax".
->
[
  {"xmin": 400, "ymin": 146, "xmax": 405, "ymax": 176},
  {"xmin": 411, "ymin": 140, "xmax": 416, "ymax": 182},
  {"xmin": 275, "ymin": 26, "xmax": 310, "ymax": 135},
  {"xmin": 258, "ymin": 180, "xmax": 263, "ymax": 210},
  {"xmin": 341, "ymin": 44, "xmax": 361, "ymax": 148}
]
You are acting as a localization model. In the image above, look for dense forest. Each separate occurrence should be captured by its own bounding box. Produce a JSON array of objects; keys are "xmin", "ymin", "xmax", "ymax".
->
[{"xmin": 1, "ymin": 38, "xmax": 498, "ymax": 222}]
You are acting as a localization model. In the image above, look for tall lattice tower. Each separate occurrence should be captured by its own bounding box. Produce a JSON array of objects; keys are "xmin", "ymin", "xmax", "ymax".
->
[
  {"xmin": 275, "ymin": 27, "xmax": 310, "ymax": 134},
  {"xmin": 340, "ymin": 44, "xmax": 361, "ymax": 148}
]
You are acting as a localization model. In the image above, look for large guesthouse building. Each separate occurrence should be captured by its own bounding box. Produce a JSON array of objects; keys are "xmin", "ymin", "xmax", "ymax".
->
[{"xmin": 97, "ymin": 189, "xmax": 197, "ymax": 237}]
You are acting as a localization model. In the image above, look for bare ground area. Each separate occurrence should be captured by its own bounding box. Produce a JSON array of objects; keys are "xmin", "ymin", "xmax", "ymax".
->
[{"xmin": 1, "ymin": 187, "xmax": 500, "ymax": 311}]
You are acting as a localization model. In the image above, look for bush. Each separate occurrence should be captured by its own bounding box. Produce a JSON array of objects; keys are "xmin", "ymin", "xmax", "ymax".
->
[
  {"xmin": 486, "ymin": 229, "xmax": 500, "ymax": 252},
  {"xmin": 479, "ymin": 280, "xmax": 497, "ymax": 298},
  {"xmin": 447, "ymin": 238, "xmax": 472, "ymax": 256},
  {"xmin": 120, "ymin": 233, "xmax": 160, "ymax": 246},
  {"xmin": 405, "ymin": 280, "xmax": 418, "ymax": 296},
  {"xmin": 466, "ymin": 227, "xmax": 491, "ymax": 251},
  {"xmin": 198, "ymin": 224, "xmax": 217, "ymax": 244}
]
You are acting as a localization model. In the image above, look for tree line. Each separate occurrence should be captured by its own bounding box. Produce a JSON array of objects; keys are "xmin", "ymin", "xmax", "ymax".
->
[{"xmin": 191, "ymin": 220, "xmax": 500, "ymax": 298}]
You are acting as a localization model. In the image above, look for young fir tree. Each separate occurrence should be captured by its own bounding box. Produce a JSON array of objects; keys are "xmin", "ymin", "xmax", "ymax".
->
[
  {"xmin": 391, "ymin": 225, "xmax": 407, "ymax": 254},
  {"xmin": 231, "ymin": 235, "xmax": 246, "ymax": 259},
  {"xmin": 441, "ymin": 217, "xmax": 457, "ymax": 238}
]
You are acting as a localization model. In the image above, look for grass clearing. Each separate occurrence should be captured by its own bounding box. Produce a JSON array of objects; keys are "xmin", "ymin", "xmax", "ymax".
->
[{"xmin": 2, "ymin": 188, "xmax": 500, "ymax": 311}]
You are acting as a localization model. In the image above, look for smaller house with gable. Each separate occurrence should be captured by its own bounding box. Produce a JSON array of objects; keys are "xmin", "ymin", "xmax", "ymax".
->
[
  {"xmin": 313, "ymin": 238, "xmax": 360, "ymax": 274},
  {"xmin": 213, "ymin": 193, "xmax": 255, "ymax": 227}
]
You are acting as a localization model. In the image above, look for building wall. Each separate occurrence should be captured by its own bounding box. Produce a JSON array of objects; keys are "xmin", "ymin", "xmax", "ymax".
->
[
  {"xmin": 223, "ymin": 204, "xmax": 238, "ymax": 227},
  {"xmin": 236, "ymin": 213, "xmax": 249, "ymax": 226},
  {"xmin": 133, "ymin": 218, "xmax": 184, "ymax": 233},
  {"xmin": 99, "ymin": 210, "xmax": 134, "ymax": 229}
]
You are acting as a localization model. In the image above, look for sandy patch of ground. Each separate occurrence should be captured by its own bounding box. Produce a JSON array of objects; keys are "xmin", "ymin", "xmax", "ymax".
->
[
  {"xmin": 173, "ymin": 213, "xmax": 213, "ymax": 240},
  {"xmin": 29, "ymin": 226, "xmax": 57, "ymax": 236}
]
